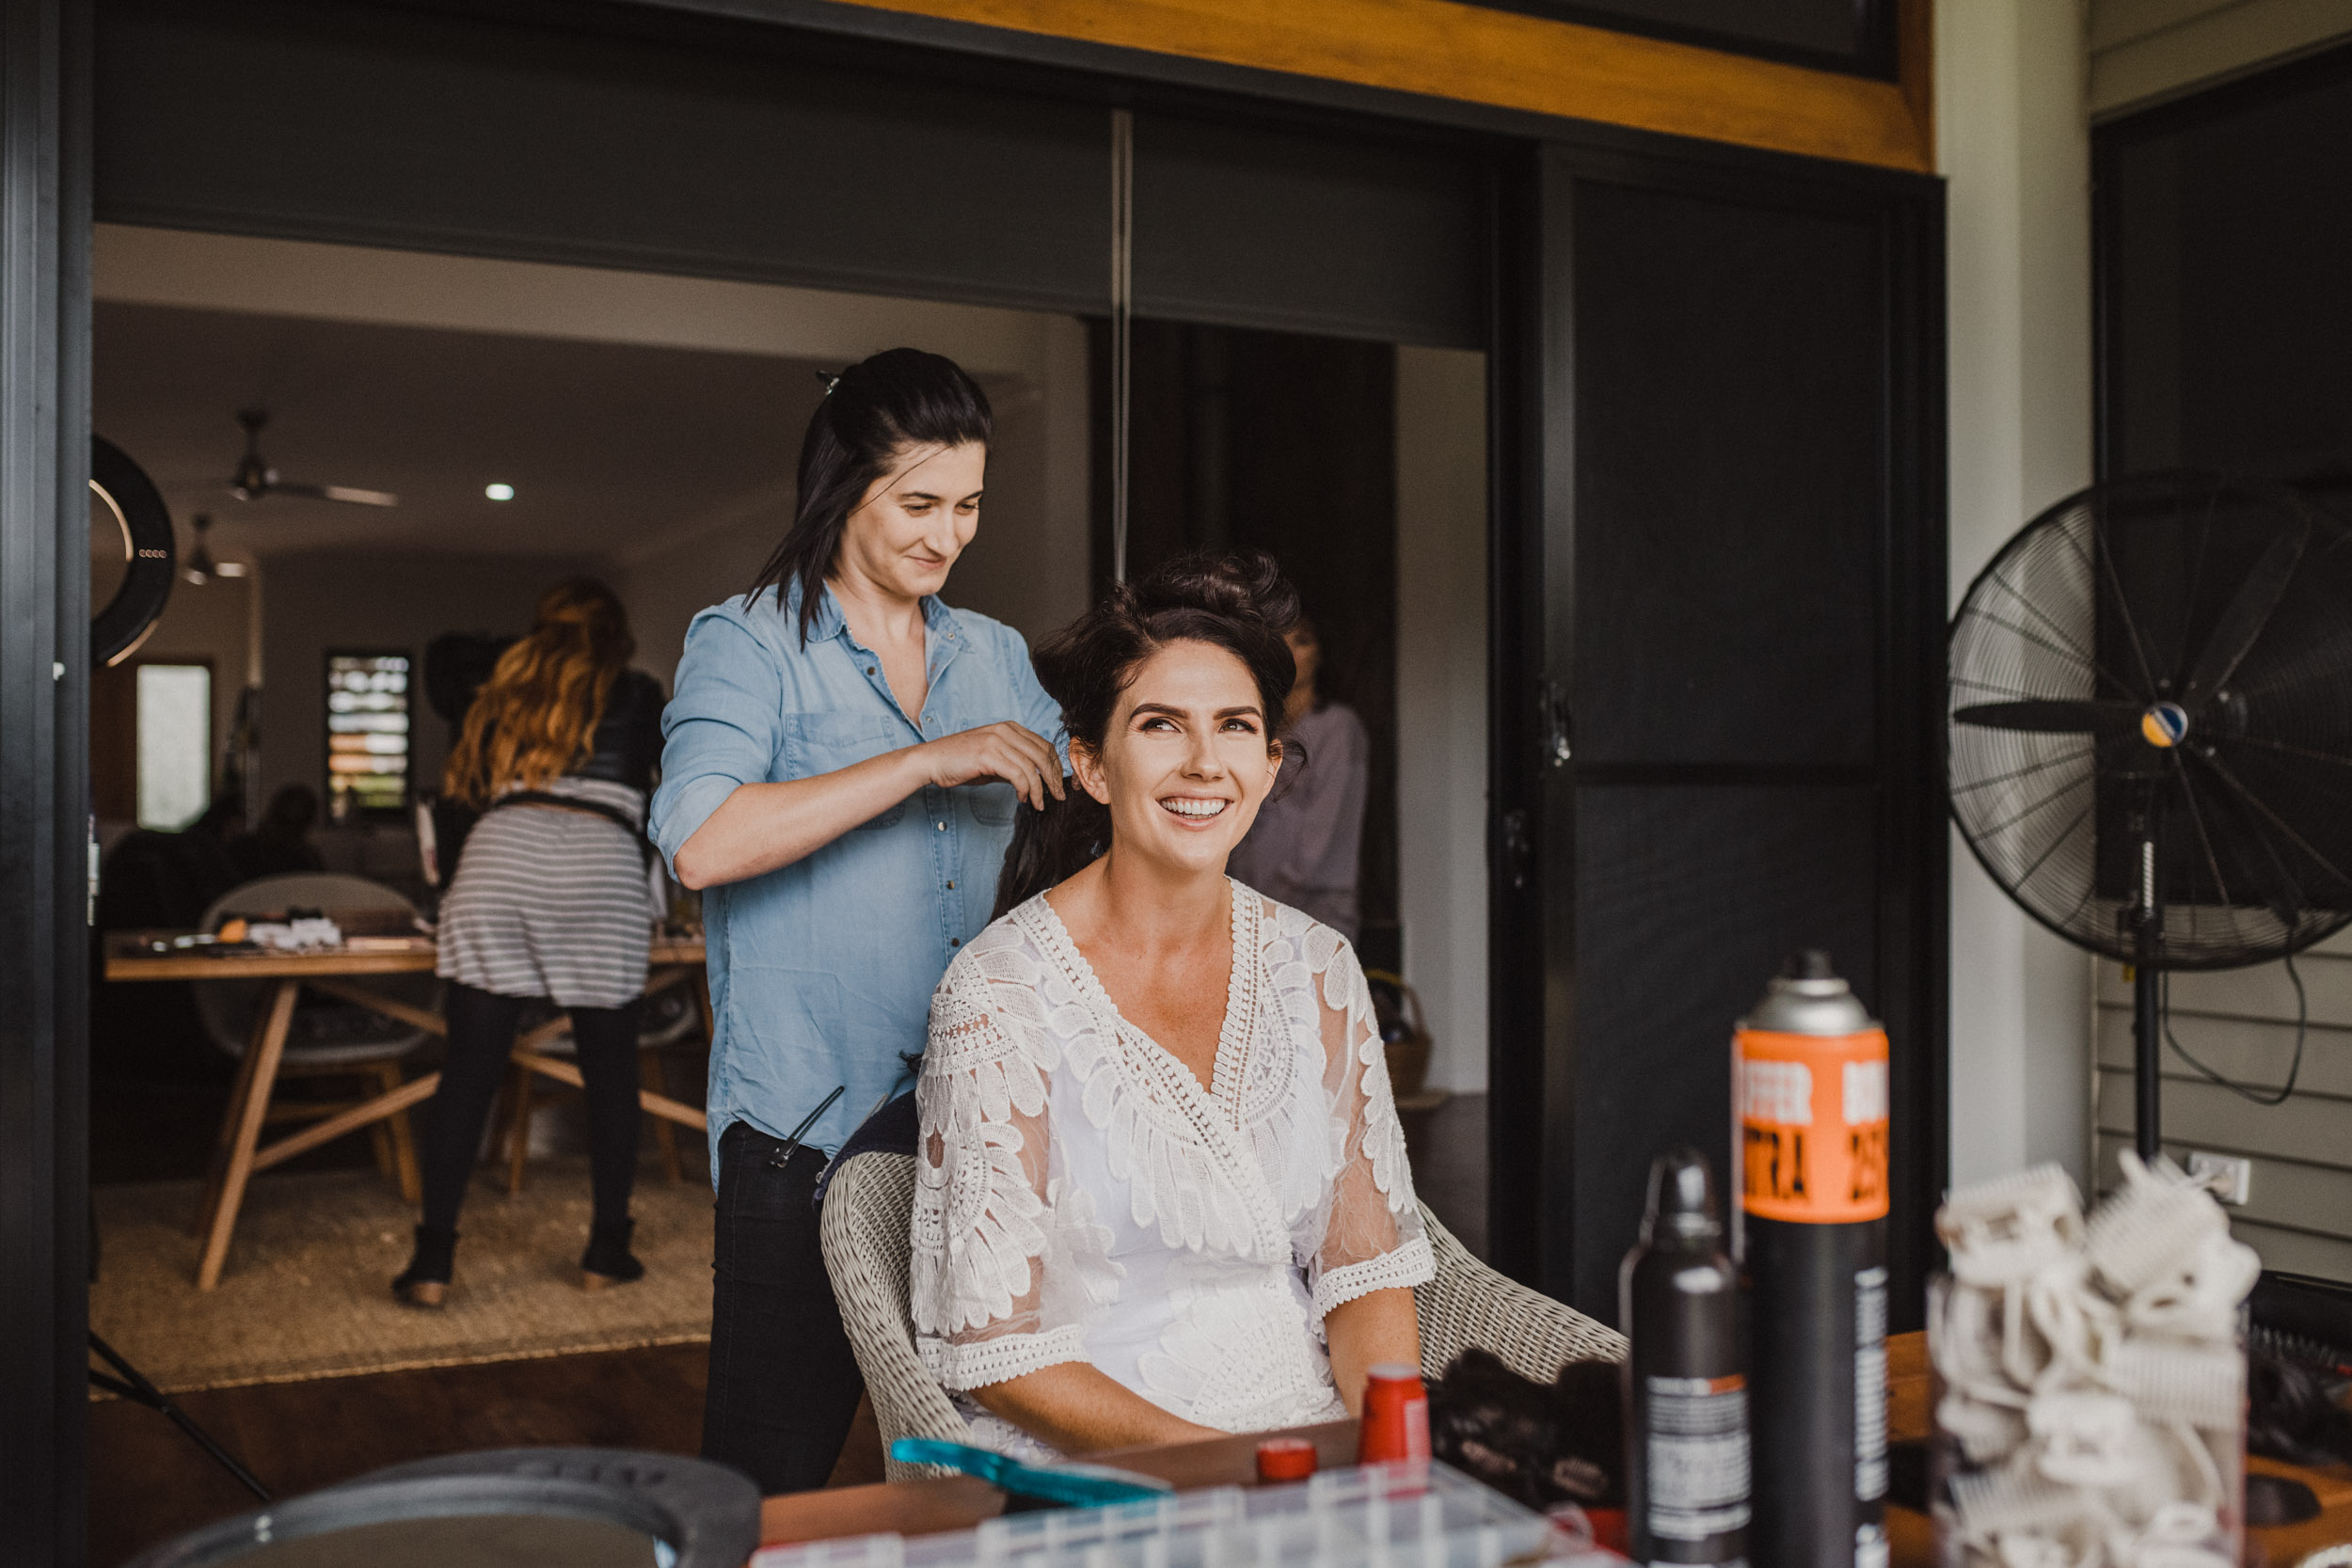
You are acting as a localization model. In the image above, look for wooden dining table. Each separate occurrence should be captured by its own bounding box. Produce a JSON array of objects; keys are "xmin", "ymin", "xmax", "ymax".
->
[
  {"xmin": 104, "ymin": 928, "xmax": 708, "ymax": 1290},
  {"xmin": 756, "ymin": 1333, "xmax": 2352, "ymax": 1568}
]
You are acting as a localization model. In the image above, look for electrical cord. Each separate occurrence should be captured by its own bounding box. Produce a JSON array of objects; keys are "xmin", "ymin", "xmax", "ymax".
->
[{"xmin": 2161, "ymin": 951, "xmax": 2308, "ymax": 1106}]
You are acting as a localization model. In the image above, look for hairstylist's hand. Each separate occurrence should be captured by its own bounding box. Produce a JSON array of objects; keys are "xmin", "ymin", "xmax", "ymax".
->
[{"xmin": 917, "ymin": 721, "xmax": 1066, "ymax": 810}]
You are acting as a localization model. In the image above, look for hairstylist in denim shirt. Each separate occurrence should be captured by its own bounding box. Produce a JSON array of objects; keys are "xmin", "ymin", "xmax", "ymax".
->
[{"xmin": 651, "ymin": 350, "xmax": 1064, "ymax": 1496}]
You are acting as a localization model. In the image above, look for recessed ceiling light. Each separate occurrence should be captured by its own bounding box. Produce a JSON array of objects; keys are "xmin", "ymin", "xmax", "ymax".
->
[
  {"xmin": 485, "ymin": 483, "xmax": 516, "ymax": 501},
  {"xmin": 215, "ymin": 562, "xmax": 248, "ymax": 578}
]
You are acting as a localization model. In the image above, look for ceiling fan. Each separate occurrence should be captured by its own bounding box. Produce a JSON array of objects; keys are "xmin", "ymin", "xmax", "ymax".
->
[{"xmin": 228, "ymin": 407, "xmax": 399, "ymax": 508}]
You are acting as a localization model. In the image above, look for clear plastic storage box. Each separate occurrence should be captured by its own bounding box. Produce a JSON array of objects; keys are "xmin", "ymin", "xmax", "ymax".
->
[{"xmin": 753, "ymin": 1462, "xmax": 1565, "ymax": 1568}]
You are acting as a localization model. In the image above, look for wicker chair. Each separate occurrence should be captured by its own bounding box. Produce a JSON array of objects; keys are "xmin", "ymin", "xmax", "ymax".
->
[{"xmin": 818, "ymin": 1149, "xmax": 1628, "ymax": 1482}]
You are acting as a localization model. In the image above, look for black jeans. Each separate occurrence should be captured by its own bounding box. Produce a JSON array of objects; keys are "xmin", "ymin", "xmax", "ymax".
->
[
  {"xmin": 417, "ymin": 982, "xmax": 644, "ymax": 1238},
  {"xmin": 702, "ymin": 1119, "xmax": 866, "ymax": 1495}
]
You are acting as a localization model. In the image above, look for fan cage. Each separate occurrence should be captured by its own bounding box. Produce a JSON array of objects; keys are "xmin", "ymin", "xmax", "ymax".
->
[{"xmin": 1947, "ymin": 473, "xmax": 2352, "ymax": 971}]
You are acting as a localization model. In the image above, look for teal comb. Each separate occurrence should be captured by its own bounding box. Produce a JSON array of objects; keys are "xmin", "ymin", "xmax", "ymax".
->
[{"xmin": 888, "ymin": 1438, "xmax": 1174, "ymax": 1508}]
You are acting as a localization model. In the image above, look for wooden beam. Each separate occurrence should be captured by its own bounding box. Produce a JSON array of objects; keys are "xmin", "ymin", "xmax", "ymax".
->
[
  {"xmin": 513, "ymin": 1052, "xmax": 709, "ymax": 1132},
  {"xmin": 822, "ymin": 0, "xmax": 1935, "ymax": 172},
  {"xmin": 249, "ymin": 1070, "xmax": 442, "ymax": 1174}
]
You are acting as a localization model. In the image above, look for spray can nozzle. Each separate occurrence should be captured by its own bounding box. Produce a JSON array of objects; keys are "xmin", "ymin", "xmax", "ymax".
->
[
  {"xmin": 1787, "ymin": 948, "xmax": 1836, "ymax": 981},
  {"xmin": 1642, "ymin": 1147, "xmax": 1723, "ymax": 1244}
]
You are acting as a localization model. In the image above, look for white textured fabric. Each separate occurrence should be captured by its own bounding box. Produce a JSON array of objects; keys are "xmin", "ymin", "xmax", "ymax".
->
[{"xmin": 911, "ymin": 881, "xmax": 1431, "ymax": 1454}]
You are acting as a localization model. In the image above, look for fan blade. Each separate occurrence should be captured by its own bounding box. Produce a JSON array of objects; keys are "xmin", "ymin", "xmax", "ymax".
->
[
  {"xmin": 2182, "ymin": 522, "xmax": 2306, "ymax": 705},
  {"xmin": 271, "ymin": 481, "xmax": 400, "ymax": 508},
  {"xmin": 1953, "ymin": 700, "xmax": 2143, "ymax": 735}
]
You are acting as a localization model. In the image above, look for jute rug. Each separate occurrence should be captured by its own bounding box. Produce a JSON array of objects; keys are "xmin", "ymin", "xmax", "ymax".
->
[{"xmin": 90, "ymin": 1157, "xmax": 716, "ymax": 1395}]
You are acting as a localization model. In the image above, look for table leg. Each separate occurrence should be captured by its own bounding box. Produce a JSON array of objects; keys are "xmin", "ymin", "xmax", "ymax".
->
[
  {"xmin": 642, "ymin": 1048, "xmax": 683, "ymax": 1181},
  {"xmin": 193, "ymin": 980, "xmax": 286, "ymax": 1236},
  {"xmin": 195, "ymin": 978, "xmax": 300, "ymax": 1290}
]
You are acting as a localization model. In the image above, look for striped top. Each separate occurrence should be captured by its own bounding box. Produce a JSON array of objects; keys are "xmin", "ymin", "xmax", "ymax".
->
[{"xmin": 435, "ymin": 776, "xmax": 655, "ymax": 1008}]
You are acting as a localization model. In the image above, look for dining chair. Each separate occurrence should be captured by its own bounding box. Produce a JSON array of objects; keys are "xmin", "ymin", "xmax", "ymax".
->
[
  {"xmin": 817, "ymin": 1149, "xmax": 1628, "ymax": 1482},
  {"xmin": 191, "ymin": 872, "xmax": 438, "ymax": 1203},
  {"xmin": 495, "ymin": 984, "xmax": 702, "ymax": 1192}
]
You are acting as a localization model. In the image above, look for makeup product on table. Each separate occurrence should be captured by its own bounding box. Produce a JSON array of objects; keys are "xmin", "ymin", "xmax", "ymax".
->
[
  {"xmin": 1257, "ymin": 1438, "xmax": 1318, "ymax": 1483},
  {"xmin": 1359, "ymin": 1365, "xmax": 1432, "ymax": 1464},
  {"xmin": 1622, "ymin": 1148, "xmax": 1747, "ymax": 1568},
  {"xmin": 1735, "ymin": 951, "xmax": 1891, "ymax": 1568}
]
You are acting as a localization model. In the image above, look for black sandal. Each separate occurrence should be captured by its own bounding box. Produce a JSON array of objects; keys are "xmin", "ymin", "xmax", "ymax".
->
[
  {"xmin": 392, "ymin": 1225, "xmax": 456, "ymax": 1307},
  {"xmin": 580, "ymin": 1217, "xmax": 644, "ymax": 1291}
]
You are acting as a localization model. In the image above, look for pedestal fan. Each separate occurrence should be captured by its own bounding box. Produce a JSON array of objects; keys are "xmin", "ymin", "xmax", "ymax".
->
[{"xmin": 1947, "ymin": 471, "xmax": 2352, "ymax": 1158}]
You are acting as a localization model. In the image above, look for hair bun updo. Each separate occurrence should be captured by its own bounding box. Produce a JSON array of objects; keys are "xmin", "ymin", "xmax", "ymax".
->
[
  {"xmin": 1126, "ymin": 549, "xmax": 1300, "ymax": 634},
  {"xmin": 995, "ymin": 548, "xmax": 1306, "ymax": 918}
]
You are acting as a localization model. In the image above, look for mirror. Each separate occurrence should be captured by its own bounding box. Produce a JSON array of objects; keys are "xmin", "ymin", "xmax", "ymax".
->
[
  {"xmin": 91, "ymin": 480, "xmax": 133, "ymax": 617},
  {"xmin": 91, "ymin": 435, "xmax": 177, "ymax": 667}
]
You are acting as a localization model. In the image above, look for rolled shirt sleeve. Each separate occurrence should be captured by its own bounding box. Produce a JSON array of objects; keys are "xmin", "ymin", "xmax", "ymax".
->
[{"xmin": 650, "ymin": 605, "xmax": 784, "ymax": 874}]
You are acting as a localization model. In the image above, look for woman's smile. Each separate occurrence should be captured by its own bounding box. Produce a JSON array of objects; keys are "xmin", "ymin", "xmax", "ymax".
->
[{"xmin": 1158, "ymin": 793, "xmax": 1232, "ymax": 823}]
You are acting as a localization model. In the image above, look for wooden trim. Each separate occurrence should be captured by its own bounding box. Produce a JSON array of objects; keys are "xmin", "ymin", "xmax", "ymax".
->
[{"xmin": 818, "ymin": 0, "xmax": 1934, "ymax": 172}]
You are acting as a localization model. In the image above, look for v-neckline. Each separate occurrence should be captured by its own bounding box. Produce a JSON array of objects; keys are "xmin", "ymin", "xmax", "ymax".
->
[{"xmin": 1034, "ymin": 880, "xmax": 1257, "ymax": 1111}]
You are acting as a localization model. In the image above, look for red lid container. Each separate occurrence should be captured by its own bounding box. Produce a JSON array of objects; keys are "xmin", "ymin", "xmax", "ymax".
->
[
  {"xmin": 1357, "ymin": 1364, "xmax": 1431, "ymax": 1465},
  {"xmin": 1255, "ymin": 1436, "xmax": 1318, "ymax": 1482}
]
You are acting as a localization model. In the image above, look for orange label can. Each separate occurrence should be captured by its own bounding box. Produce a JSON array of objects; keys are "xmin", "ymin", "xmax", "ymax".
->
[{"xmin": 1736, "ymin": 1026, "xmax": 1890, "ymax": 1226}]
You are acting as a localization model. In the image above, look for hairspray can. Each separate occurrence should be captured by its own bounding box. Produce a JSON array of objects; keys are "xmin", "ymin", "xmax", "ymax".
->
[
  {"xmin": 1736, "ymin": 952, "xmax": 1889, "ymax": 1568},
  {"xmin": 1621, "ymin": 1148, "xmax": 1747, "ymax": 1568}
]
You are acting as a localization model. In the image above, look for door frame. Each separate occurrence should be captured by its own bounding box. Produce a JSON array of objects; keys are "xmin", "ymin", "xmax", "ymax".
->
[
  {"xmin": 1486, "ymin": 138, "xmax": 1949, "ymax": 1304},
  {"xmin": 7, "ymin": 2, "xmax": 1945, "ymax": 1555}
]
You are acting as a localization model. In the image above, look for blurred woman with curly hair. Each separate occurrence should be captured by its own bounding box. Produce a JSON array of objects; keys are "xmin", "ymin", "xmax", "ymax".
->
[{"xmin": 396, "ymin": 575, "xmax": 664, "ymax": 1306}]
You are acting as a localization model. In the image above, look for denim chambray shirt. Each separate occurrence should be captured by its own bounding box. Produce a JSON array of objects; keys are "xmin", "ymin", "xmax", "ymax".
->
[{"xmin": 649, "ymin": 580, "xmax": 1064, "ymax": 1174}]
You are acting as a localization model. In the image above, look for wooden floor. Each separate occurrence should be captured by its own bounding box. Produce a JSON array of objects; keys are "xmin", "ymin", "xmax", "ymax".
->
[{"xmin": 87, "ymin": 1092, "xmax": 1487, "ymax": 1566}]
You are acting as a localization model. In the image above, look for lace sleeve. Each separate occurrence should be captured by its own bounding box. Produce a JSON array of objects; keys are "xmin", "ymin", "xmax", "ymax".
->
[
  {"xmin": 910, "ymin": 945, "xmax": 1102, "ymax": 1391},
  {"xmin": 1301, "ymin": 928, "xmax": 1433, "ymax": 1318}
]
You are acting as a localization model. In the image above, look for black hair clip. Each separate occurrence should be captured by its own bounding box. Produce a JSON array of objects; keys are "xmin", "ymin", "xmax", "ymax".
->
[{"xmin": 817, "ymin": 369, "xmax": 843, "ymax": 396}]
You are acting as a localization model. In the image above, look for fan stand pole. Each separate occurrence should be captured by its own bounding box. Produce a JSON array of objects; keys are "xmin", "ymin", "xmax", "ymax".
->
[{"xmin": 2133, "ymin": 836, "xmax": 2163, "ymax": 1162}]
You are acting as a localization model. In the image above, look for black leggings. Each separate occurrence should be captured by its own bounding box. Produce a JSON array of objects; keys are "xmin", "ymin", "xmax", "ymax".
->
[{"xmin": 417, "ymin": 981, "xmax": 644, "ymax": 1236}]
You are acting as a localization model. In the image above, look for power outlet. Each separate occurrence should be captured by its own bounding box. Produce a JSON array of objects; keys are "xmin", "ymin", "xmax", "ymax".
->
[{"xmin": 2187, "ymin": 1150, "xmax": 2252, "ymax": 1206}]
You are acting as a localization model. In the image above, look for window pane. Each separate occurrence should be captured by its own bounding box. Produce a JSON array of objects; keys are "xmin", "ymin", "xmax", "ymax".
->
[
  {"xmin": 326, "ymin": 652, "xmax": 411, "ymax": 820},
  {"xmin": 135, "ymin": 663, "xmax": 212, "ymax": 831}
]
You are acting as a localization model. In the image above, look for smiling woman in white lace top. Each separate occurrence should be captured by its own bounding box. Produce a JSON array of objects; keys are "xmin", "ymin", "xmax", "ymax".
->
[{"xmin": 910, "ymin": 551, "xmax": 1431, "ymax": 1458}]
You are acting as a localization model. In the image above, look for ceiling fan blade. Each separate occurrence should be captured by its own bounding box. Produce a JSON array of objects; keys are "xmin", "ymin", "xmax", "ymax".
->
[
  {"xmin": 2182, "ymin": 522, "xmax": 2306, "ymax": 705},
  {"xmin": 272, "ymin": 481, "xmax": 400, "ymax": 508},
  {"xmin": 1953, "ymin": 700, "xmax": 2143, "ymax": 735}
]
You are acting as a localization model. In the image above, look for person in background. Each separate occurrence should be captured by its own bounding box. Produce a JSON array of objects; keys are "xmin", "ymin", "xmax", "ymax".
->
[
  {"xmin": 651, "ymin": 348, "xmax": 1065, "ymax": 1495},
  {"xmin": 229, "ymin": 784, "xmax": 325, "ymax": 882},
  {"xmin": 393, "ymin": 577, "xmax": 665, "ymax": 1307},
  {"xmin": 1224, "ymin": 612, "xmax": 1368, "ymax": 940}
]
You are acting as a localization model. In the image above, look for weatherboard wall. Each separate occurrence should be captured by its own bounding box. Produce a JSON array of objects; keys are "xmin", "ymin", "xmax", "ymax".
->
[{"xmin": 2092, "ymin": 925, "xmax": 2352, "ymax": 1284}]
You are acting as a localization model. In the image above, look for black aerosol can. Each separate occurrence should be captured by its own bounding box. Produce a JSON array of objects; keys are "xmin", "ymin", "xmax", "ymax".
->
[
  {"xmin": 1621, "ymin": 1148, "xmax": 1748, "ymax": 1568},
  {"xmin": 1736, "ymin": 952, "xmax": 1889, "ymax": 1568}
]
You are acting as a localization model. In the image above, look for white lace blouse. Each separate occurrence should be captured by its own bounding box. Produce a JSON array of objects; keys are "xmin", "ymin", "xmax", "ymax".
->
[{"xmin": 910, "ymin": 882, "xmax": 1433, "ymax": 1452}]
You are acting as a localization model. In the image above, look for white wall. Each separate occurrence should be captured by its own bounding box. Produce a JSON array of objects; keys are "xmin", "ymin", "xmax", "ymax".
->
[
  {"xmin": 1395, "ymin": 346, "xmax": 1490, "ymax": 1094},
  {"xmin": 609, "ymin": 321, "xmax": 1091, "ymax": 687},
  {"xmin": 258, "ymin": 549, "xmax": 590, "ymax": 813},
  {"xmin": 1937, "ymin": 0, "xmax": 2098, "ymax": 1188}
]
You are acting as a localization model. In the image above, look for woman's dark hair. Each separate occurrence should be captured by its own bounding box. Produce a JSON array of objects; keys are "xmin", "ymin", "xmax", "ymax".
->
[
  {"xmin": 749, "ymin": 347, "xmax": 994, "ymax": 645},
  {"xmin": 993, "ymin": 550, "xmax": 1300, "ymax": 917}
]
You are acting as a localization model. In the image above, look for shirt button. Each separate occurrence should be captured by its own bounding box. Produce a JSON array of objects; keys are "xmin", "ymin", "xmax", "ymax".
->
[
  {"xmin": 936, "ymin": 821, "xmax": 946, "ymax": 832},
  {"xmin": 866, "ymin": 665, "xmax": 876, "ymax": 675},
  {"xmin": 946, "ymin": 880, "xmax": 956, "ymax": 891},
  {"xmin": 950, "ymin": 937, "xmax": 961, "ymax": 947}
]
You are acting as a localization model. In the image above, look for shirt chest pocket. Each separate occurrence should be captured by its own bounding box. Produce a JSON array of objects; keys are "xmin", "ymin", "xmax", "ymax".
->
[
  {"xmin": 962, "ymin": 780, "xmax": 1019, "ymax": 826},
  {"xmin": 784, "ymin": 712, "xmax": 913, "ymax": 829}
]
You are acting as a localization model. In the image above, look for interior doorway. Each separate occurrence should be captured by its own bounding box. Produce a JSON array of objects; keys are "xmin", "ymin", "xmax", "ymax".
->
[{"xmin": 82, "ymin": 214, "xmax": 1494, "ymax": 1560}]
